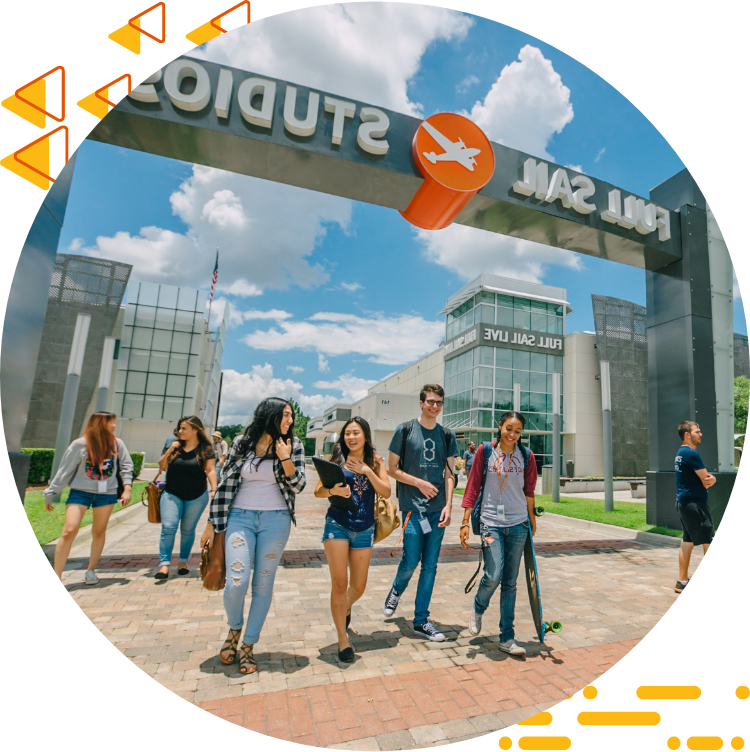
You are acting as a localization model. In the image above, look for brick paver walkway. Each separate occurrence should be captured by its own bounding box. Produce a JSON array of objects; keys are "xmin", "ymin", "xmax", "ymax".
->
[{"xmin": 58, "ymin": 474, "xmax": 700, "ymax": 749}]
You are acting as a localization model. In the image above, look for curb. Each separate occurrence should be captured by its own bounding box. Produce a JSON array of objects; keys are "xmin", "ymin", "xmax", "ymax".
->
[
  {"xmin": 542, "ymin": 511, "xmax": 682, "ymax": 547},
  {"xmin": 42, "ymin": 498, "xmax": 148, "ymax": 561}
]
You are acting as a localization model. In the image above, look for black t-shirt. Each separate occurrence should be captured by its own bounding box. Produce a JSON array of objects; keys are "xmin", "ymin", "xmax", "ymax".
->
[{"xmin": 165, "ymin": 446, "xmax": 215, "ymax": 501}]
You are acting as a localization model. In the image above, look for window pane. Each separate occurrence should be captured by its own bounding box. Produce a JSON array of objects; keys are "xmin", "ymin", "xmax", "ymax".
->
[
  {"xmin": 182, "ymin": 398, "xmax": 195, "ymax": 415},
  {"xmin": 476, "ymin": 388, "xmax": 493, "ymax": 408},
  {"xmin": 530, "ymin": 392, "xmax": 547, "ymax": 412},
  {"xmin": 530, "ymin": 312, "xmax": 547, "ymax": 333},
  {"xmin": 149, "ymin": 351, "xmax": 169, "ymax": 373},
  {"xmin": 494, "ymin": 389, "xmax": 513, "ymax": 411},
  {"xmin": 146, "ymin": 372, "xmax": 167, "ymax": 395},
  {"xmin": 556, "ymin": 317, "xmax": 564, "ymax": 335},
  {"xmin": 114, "ymin": 368, "xmax": 127, "ymax": 392},
  {"xmin": 177, "ymin": 287, "xmax": 197, "ymax": 311},
  {"xmin": 129, "ymin": 349, "xmax": 150, "ymax": 371},
  {"xmin": 188, "ymin": 355, "xmax": 200, "ymax": 376},
  {"xmin": 122, "ymin": 394, "xmax": 144, "ymax": 418},
  {"xmin": 496, "ymin": 293, "xmax": 513, "ymax": 308},
  {"xmin": 530, "ymin": 371, "xmax": 547, "ymax": 393},
  {"xmin": 174, "ymin": 309, "xmax": 194, "ymax": 332},
  {"xmin": 465, "ymin": 308, "xmax": 474, "ymax": 328},
  {"xmin": 131, "ymin": 327, "xmax": 153, "ymax": 350},
  {"xmin": 169, "ymin": 354, "xmax": 189, "ymax": 375},
  {"xmin": 157, "ymin": 285, "xmax": 178, "ymax": 309},
  {"xmin": 548, "ymin": 354, "xmax": 563, "ymax": 373},
  {"xmin": 552, "ymin": 304, "xmax": 564, "ymax": 316},
  {"xmin": 117, "ymin": 347, "xmax": 130, "ymax": 370},
  {"xmin": 479, "ymin": 304, "xmax": 494, "ymax": 324},
  {"xmin": 111, "ymin": 392, "xmax": 123, "ymax": 416},
  {"xmin": 477, "ymin": 367, "xmax": 493, "ymax": 387},
  {"xmin": 123, "ymin": 305, "xmax": 135, "ymax": 326},
  {"xmin": 126, "ymin": 371, "xmax": 147, "ymax": 393},
  {"xmin": 135, "ymin": 305, "xmax": 156, "ymax": 327},
  {"xmin": 481, "ymin": 291, "xmax": 495, "ymax": 304},
  {"xmin": 513, "ymin": 370, "xmax": 530, "ymax": 390},
  {"xmin": 496, "ymin": 348, "xmax": 513, "ymax": 368},
  {"xmin": 530, "ymin": 299, "xmax": 548, "ymax": 312},
  {"xmin": 166, "ymin": 374, "xmax": 186, "ymax": 396},
  {"xmin": 155, "ymin": 307, "xmax": 176, "ymax": 330},
  {"xmin": 514, "ymin": 310, "xmax": 531, "ymax": 330},
  {"xmin": 514, "ymin": 297, "xmax": 531, "ymax": 311},
  {"xmin": 547, "ymin": 316, "xmax": 558, "ymax": 334},
  {"xmin": 163, "ymin": 397, "xmax": 183, "ymax": 421},
  {"xmin": 496, "ymin": 307, "xmax": 513, "ymax": 327},
  {"xmin": 196, "ymin": 290, "xmax": 208, "ymax": 313},
  {"xmin": 520, "ymin": 391, "xmax": 531, "ymax": 411},
  {"xmin": 495, "ymin": 368, "xmax": 512, "ymax": 389},
  {"xmin": 478, "ymin": 410, "xmax": 493, "ymax": 428},
  {"xmin": 171, "ymin": 331, "xmax": 191, "ymax": 353},
  {"xmin": 151, "ymin": 329, "xmax": 172, "ymax": 352},
  {"xmin": 137, "ymin": 282, "xmax": 159, "ymax": 306},
  {"xmin": 530, "ymin": 352, "xmax": 547, "ymax": 373},
  {"xmin": 143, "ymin": 396, "xmax": 164, "ymax": 420},
  {"xmin": 120, "ymin": 325, "xmax": 133, "ymax": 348},
  {"xmin": 185, "ymin": 376, "xmax": 197, "ymax": 397},
  {"xmin": 513, "ymin": 350, "xmax": 530, "ymax": 370}
]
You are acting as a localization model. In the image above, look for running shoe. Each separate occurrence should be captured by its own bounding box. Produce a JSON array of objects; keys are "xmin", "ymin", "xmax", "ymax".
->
[
  {"xmin": 383, "ymin": 586, "xmax": 401, "ymax": 617},
  {"xmin": 84, "ymin": 570, "xmax": 99, "ymax": 585},
  {"xmin": 675, "ymin": 579, "xmax": 689, "ymax": 594},
  {"xmin": 413, "ymin": 621, "xmax": 446, "ymax": 642},
  {"xmin": 498, "ymin": 639, "xmax": 526, "ymax": 656},
  {"xmin": 469, "ymin": 609, "xmax": 482, "ymax": 635}
]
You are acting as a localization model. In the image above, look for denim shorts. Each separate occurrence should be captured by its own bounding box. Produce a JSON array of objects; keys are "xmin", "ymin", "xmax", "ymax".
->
[
  {"xmin": 66, "ymin": 489, "xmax": 118, "ymax": 508},
  {"xmin": 322, "ymin": 518, "xmax": 375, "ymax": 549}
]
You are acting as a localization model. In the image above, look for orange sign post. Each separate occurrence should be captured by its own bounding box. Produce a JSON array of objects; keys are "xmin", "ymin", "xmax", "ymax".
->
[{"xmin": 400, "ymin": 112, "xmax": 495, "ymax": 230}]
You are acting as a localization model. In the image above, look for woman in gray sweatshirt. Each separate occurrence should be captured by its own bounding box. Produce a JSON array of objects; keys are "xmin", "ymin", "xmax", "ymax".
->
[{"xmin": 44, "ymin": 411, "xmax": 134, "ymax": 583}]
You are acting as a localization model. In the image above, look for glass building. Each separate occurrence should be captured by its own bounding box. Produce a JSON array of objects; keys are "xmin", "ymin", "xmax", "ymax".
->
[
  {"xmin": 113, "ymin": 282, "xmax": 228, "ymax": 425},
  {"xmin": 441, "ymin": 274, "xmax": 571, "ymax": 472}
]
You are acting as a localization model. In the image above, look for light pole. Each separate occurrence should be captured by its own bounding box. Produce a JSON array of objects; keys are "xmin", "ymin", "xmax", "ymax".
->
[
  {"xmin": 95, "ymin": 336, "xmax": 116, "ymax": 412},
  {"xmin": 600, "ymin": 360, "xmax": 614, "ymax": 512},
  {"xmin": 552, "ymin": 371, "xmax": 561, "ymax": 504}
]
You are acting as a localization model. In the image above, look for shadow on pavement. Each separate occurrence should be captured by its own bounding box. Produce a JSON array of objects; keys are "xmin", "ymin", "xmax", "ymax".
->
[
  {"xmin": 200, "ymin": 651, "xmax": 310, "ymax": 677},
  {"xmin": 65, "ymin": 577, "xmax": 131, "ymax": 592}
]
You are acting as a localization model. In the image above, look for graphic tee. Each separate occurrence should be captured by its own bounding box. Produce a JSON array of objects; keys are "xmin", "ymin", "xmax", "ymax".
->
[
  {"xmin": 481, "ymin": 445, "xmax": 528, "ymax": 528},
  {"xmin": 165, "ymin": 445, "xmax": 215, "ymax": 501},
  {"xmin": 326, "ymin": 465, "xmax": 376, "ymax": 532},
  {"xmin": 389, "ymin": 419, "xmax": 458, "ymax": 515},
  {"xmin": 675, "ymin": 445, "xmax": 708, "ymax": 504}
]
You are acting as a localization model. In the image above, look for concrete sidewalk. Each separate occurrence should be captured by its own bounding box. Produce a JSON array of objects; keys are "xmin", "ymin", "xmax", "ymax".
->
[{"xmin": 57, "ymin": 472, "xmax": 700, "ymax": 749}]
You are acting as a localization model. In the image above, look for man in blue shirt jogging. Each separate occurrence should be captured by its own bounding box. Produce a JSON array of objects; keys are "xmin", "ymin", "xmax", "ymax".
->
[{"xmin": 674, "ymin": 421, "xmax": 716, "ymax": 594}]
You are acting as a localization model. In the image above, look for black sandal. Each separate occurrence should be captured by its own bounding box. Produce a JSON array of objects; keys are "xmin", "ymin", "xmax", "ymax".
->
[
  {"xmin": 177, "ymin": 566, "xmax": 189, "ymax": 575},
  {"xmin": 154, "ymin": 570, "xmax": 168, "ymax": 580},
  {"xmin": 220, "ymin": 629, "xmax": 241, "ymax": 665},
  {"xmin": 239, "ymin": 643, "xmax": 257, "ymax": 674}
]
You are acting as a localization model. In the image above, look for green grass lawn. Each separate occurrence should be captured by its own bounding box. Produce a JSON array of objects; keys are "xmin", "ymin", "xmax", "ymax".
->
[
  {"xmin": 453, "ymin": 488, "xmax": 681, "ymax": 538},
  {"xmin": 24, "ymin": 481, "xmax": 149, "ymax": 545}
]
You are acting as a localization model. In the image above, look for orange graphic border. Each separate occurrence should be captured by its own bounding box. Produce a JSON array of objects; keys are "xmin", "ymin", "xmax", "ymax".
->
[
  {"xmin": 210, "ymin": 0, "xmax": 250, "ymax": 33},
  {"xmin": 129, "ymin": 2, "xmax": 166, "ymax": 43},
  {"xmin": 14, "ymin": 66, "xmax": 66, "ymax": 123},
  {"xmin": 95, "ymin": 75, "xmax": 133, "ymax": 108},
  {"xmin": 13, "ymin": 125, "xmax": 69, "ymax": 183}
]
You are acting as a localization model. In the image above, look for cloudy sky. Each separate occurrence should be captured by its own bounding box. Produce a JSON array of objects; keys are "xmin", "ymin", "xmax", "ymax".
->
[{"xmin": 57, "ymin": 3, "xmax": 746, "ymax": 424}]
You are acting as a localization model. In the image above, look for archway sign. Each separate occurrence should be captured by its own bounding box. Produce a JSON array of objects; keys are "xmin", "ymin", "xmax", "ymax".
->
[{"xmin": 2, "ymin": 57, "xmax": 735, "ymax": 527}]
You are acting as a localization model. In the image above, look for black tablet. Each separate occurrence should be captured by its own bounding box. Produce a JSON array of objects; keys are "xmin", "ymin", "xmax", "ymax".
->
[{"xmin": 312, "ymin": 457, "xmax": 356, "ymax": 513}]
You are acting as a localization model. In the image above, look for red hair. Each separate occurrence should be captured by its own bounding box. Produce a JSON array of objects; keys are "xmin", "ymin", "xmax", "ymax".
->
[{"xmin": 84, "ymin": 411, "xmax": 117, "ymax": 468}]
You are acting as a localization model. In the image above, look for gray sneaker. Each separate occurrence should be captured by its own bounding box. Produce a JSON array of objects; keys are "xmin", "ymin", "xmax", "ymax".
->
[
  {"xmin": 383, "ymin": 586, "xmax": 401, "ymax": 617},
  {"xmin": 84, "ymin": 570, "xmax": 99, "ymax": 586},
  {"xmin": 498, "ymin": 639, "xmax": 526, "ymax": 656},
  {"xmin": 413, "ymin": 621, "xmax": 446, "ymax": 642},
  {"xmin": 469, "ymin": 609, "xmax": 482, "ymax": 635}
]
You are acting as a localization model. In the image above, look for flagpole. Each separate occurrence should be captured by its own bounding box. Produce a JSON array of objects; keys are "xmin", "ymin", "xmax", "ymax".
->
[{"xmin": 201, "ymin": 248, "xmax": 220, "ymax": 424}]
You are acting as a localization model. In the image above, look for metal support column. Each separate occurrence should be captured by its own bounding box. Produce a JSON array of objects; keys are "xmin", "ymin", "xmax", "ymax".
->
[
  {"xmin": 513, "ymin": 382, "xmax": 520, "ymax": 413},
  {"xmin": 49, "ymin": 314, "xmax": 91, "ymax": 495},
  {"xmin": 552, "ymin": 372, "xmax": 561, "ymax": 504},
  {"xmin": 600, "ymin": 360, "xmax": 614, "ymax": 512},
  {"xmin": 95, "ymin": 336, "xmax": 116, "ymax": 412}
]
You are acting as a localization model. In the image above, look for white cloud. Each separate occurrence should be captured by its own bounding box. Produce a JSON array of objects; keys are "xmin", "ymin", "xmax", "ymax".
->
[
  {"xmin": 195, "ymin": 4, "xmax": 472, "ymax": 117},
  {"xmin": 318, "ymin": 354, "xmax": 330, "ymax": 373},
  {"xmin": 566, "ymin": 164, "xmax": 583, "ymax": 173},
  {"xmin": 595, "ymin": 147, "xmax": 606, "ymax": 163},
  {"xmin": 416, "ymin": 223, "xmax": 583, "ymax": 284},
  {"xmin": 340, "ymin": 282, "xmax": 364, "ymax": 292},
  {"xmin": 314, "ymin": 373, "xmax": 377, "ymax": 403},
  {"xmin": 287, "ymin": 365, "xmax": 304, "ymax": 374},
  {"xmin": 467, "ymin": 45, "xmax": 573, "ymax": 161},
  {"xmin": 242, "ymin": 311, "xmax": 444, "ymax": 366},
  {"xmin": 80, "ymin": 165, "xmax": 352, "ymax": 294},
  {"xmin": 456, "ymin": 74, "xmax": 480, "ymax": 94},
  {"xmin": 68, "ymin": 237, "xmax": 84, "ymax": 252},
  {"xmin": 240, "ymin": 309, "xmax": 293, "ymax": 321}
]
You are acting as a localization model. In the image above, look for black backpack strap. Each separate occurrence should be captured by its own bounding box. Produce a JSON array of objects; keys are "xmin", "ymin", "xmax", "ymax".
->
[{"xmin": 396, "ymin": 420, "xmax": 412, "ymax": 499}]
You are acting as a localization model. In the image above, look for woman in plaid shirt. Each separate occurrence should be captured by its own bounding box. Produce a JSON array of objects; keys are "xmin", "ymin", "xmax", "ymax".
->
[{"xmin": 200, "ymin": 397, "xmax": 306, "ymax": 674}]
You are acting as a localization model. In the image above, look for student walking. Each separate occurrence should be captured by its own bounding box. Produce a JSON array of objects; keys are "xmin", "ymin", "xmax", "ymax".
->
[
  {"xmin": 674, "ymin": 421, "xmax": 716, "ymax": 593},
  {"xmin": 383, "ymin": 384, "xmax": 458, "ymax": 641},
  {"xmin": 44, "ymin": 411, "xmax": 134, "ymax": 583},
  {"xmin": 315, "ymin": 417, "xmax": 391, "ymax": 662},
  {"xmin": 156, "ymin": 416, "xmax": 217, "ymax": 580},
  {"xmin": 212, "ymin": 431, "xmax": 229, "ymax": 467},
  {"xmin": 459, "ymin": 411, "xmax": 538, "ymax": 656},
  {"xmin": 463, "ymin": 442, "xmax": 477, "ymax": 478},
  {"xmin": 201, "ymin": 398, "xmax": 306, "ymax": 674}
]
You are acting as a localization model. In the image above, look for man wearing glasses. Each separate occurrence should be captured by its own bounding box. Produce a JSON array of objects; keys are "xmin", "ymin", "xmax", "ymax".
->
[{"xmin": 383, "ymin": 384, "xmax": 458, "ymax": 641}]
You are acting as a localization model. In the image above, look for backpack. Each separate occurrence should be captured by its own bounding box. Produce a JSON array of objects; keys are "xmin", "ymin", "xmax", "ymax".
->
[
  {"xmin": 470, "ymin": 441, "xmax": 530, "ymax": 536},
  {"xmin": 395, "ymin": 419, "xmax": 456, "ymax": 500}
]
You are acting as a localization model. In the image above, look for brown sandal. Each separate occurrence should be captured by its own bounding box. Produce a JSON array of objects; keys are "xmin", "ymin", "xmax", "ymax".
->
[
  {"xmin": 220, "ymin": 628, "xmax": 241, "ymax": 665},
  {"xmin": 239, "ymin": 643, "xmax": 257, "ymax": 674}
]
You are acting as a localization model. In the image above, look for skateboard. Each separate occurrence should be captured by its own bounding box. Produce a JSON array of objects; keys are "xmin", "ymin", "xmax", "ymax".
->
[{"xmin": 523, "ymin": 517, "xmax": 562, "ymax": 643}]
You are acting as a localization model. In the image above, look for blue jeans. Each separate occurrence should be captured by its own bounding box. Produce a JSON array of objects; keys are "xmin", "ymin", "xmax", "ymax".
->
[
  {"xmin": 223, "ymin": 509, "xmax": 291, "ymax": 645},
  {"xmin": 392, "ymin": 509, "xmax": 446, "ymax": 626},
  {"xmin": 474, "ymin": 522, "xmax": 528, "ymax": 642},
  {"xmin": 159, "ymin": 490, "xmax": 209, "ymax": 565}
]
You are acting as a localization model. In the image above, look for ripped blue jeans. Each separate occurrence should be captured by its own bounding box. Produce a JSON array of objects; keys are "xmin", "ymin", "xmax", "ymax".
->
[{"xmin": 223, "ymin": 508, "xmax": 291, "ymax": 645}]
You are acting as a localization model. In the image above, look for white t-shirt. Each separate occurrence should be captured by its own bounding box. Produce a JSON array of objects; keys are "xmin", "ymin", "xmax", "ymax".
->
[
  {"xmin": 232, "ymin": 455, "xmax": 287, "ymax": 511},
  {"xmin": 480, "ymin": 445, "xmax": 528, "ymax": 528}
]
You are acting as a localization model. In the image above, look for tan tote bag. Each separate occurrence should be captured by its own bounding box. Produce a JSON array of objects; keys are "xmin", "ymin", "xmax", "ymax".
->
[{"xmin": 374, "ymin": 494, "xmax": 401, "ymax": 544}]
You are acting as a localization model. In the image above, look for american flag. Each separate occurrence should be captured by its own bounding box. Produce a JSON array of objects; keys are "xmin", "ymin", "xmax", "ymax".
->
[{"xmin": 209, "ymin": 249, "xmax": 219, "ymax": 302}]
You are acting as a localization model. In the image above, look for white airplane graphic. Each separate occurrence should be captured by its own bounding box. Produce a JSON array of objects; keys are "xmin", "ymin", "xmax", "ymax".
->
[{"xmin": 421, "ymin": 121, "xmax": 482, "ymax": 172}]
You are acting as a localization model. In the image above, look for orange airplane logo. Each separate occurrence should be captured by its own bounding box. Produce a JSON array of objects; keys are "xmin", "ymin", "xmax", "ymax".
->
[
  {"xmin": 2, "ymin": 66, "xmax": 65, "ymax": 128},
  {"xmin": 401, "ymin": 112, "xmax": 495, "ymax": 230},
  {"xmin": 1, "ymin": 125, "xmax": 69, "ymax": 190},
  {"xmin": 109, "ymin": 2, "xmax": 166, "ymax": 54},
  {"xmin": 186, "ymin": 1, "xmax": 251, "ymax": 46}
]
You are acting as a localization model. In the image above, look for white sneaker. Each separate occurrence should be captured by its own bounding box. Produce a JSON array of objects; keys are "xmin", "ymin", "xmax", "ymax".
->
[
  {"xmin": 413, "ymin": 621, "xmax": 446, "ymax": 642},
  {"xmin": 498, "ymin": 639, "xmax": 526, "ymax": 656},
  {"xmin": 84, "ymin": 570, "xmax": 99, "ymax": 585},
  {"xmin": 383, "ymin": 586, "xmax": 401, "ymax": 617},
  {"xmin": 469, "ymin": 609, "xmax": 482, "ymax": 635}
]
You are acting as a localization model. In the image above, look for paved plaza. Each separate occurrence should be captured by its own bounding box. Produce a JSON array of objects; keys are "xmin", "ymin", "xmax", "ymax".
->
[{"xmin": 55, "ymin": 473, "xmax": 700, "ymax": 749}]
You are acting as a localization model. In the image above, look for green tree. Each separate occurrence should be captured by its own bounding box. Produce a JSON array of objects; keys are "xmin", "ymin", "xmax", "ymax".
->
[
  {"xmin": 735, "ymin": 376, "xmax": 749, "ymax": 434},
  {"xmin": 217, "ymin": 424, "xmax": 244, "ymax": 441},
  {"xmin": 287, "ymin": 398, "xmax": 309, "ymax": 440}
]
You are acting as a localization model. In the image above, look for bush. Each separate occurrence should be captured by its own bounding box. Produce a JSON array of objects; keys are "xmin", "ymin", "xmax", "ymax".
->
[
  {"xmin": 302, "ymin": 437, "xmax": 315, "ymax": 456},
  {"xmin": 22, "ymin": 448, "xmax": 145, "ymax": 483}
]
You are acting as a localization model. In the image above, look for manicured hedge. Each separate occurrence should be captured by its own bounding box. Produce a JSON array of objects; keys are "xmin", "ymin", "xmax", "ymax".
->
[{"xmin": 22, "ymin": 448, "xmax": 145, "ymax": 483}]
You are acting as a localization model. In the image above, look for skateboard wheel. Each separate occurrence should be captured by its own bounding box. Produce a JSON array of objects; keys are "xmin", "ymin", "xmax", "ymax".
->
[
  {"xmin": 550, "ymin": 621, "xmax": 562, "ymax": 633},
  {"xmin": 535, "ymin": 507, "xmax": 545, "ymax": 517}
]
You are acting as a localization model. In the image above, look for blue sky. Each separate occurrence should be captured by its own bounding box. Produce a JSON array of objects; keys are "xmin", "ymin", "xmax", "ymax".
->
[{"xmin": 56, "ymin": 4, "xmax": 746, "ymax": 422}]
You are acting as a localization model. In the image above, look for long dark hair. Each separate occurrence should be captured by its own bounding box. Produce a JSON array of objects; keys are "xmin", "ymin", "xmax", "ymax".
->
[
  {"xmin": 237, "ymin": 397, "xmax": 295, "ymax": 461},
  {"xmin": 334, "ymin": 417, "xmax": 379, "ymax": 473},
  {"xmin": 169, "ymin": 415, "xmax": 214, "ymax": 466},
  {"xmin": 496, "ymin": 410, "xmax": 525, "ymax": 445}
]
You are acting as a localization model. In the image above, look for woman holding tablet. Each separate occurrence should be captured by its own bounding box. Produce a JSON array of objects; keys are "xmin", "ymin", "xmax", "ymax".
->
[{"xmin": 314, "ymin": 417, "xmax": 391, "ymax": 662}]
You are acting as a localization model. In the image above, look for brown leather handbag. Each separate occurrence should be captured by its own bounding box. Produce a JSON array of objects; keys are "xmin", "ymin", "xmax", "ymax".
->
[
  {"xmin": 141, "ymin": 470, "xmax": 163, "ymax": 524},
  {"xmin": 374, "ymin": 494, "xmax": 400, "ymax": 544},
  {"xmin": 200, "ymin": 532, "xmax": 226, "ymax": 591}
]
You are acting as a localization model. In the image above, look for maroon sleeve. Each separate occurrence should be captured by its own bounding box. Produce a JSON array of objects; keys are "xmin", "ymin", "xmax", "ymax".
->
[
  {"xmin": 461, "ymin": 443, "xmax": 485, "ymax": 509},
  {"xmin": 524, "ymin": 450, "xmax": 538, "ymax": 498}
]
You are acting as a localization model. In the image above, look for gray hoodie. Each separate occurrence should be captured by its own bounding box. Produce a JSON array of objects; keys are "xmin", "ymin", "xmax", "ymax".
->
[{"xmin": 44, "ymin": 437, "xmax": 134, "ymax": 499}]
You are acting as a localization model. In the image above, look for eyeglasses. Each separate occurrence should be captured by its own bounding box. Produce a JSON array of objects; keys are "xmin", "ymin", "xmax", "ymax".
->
[{"xmin": 424, "ymin": 399, "xmax": 444, "ymax": 406}]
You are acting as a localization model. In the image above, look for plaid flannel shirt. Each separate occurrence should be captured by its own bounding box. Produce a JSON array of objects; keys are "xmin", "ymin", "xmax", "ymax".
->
[{"xmin": 207, "ymin": 435, "xmax": 306, "ymax": 533}]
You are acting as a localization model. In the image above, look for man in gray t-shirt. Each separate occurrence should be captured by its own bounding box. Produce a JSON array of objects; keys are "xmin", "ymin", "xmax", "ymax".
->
[{"xmin": 382, "ymin": 385, "xmax": 458, "ymax": 642}]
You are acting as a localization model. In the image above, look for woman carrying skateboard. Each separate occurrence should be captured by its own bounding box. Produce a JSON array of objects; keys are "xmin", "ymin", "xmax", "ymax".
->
[{"xmin": 459, "ymin": 411, "xmax": 538, "ymax": 656}]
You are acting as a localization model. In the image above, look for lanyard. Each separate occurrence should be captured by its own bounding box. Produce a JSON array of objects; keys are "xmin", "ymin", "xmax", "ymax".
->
[{"xmin": 492, "ymin": 445, "xmax": 514, "ymax": 499}]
